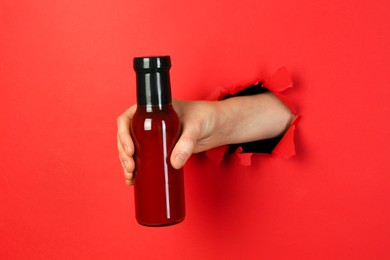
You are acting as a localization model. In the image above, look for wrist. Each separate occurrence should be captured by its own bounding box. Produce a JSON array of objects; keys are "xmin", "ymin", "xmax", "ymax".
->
[{"xmin": 211, "ymin": 100, "xmax": 233, "ymax": 148}]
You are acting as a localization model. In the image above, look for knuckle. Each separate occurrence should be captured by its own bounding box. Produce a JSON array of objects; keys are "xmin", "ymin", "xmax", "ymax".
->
[
  {"xmin": 117, "ymin": 114, "xmax": 125, "ymax": 126},
  {"xmin": 127, "ymin": 144, "xmax": 135, "ymax": 155},
  {"xmin": 124, "ymin": 171, "xmax": 133, "ymax": 179},
  {"xmin": 119, "ymin": 154, "xmax": 128, "ymax": 164},
  {"xmin": 180, "ymin": 136, "xmax": 195, "ymax": 149},
  {"xmin": 126, "ymin": 159, "xmax": 135, "ymax": 172}
]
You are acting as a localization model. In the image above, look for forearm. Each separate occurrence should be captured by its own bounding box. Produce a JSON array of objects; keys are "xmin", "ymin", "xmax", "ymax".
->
[
  {"xmin": 213, "ymin": 92, "xmax": 295, "ymax": 147},
  {"xmin": 119, "ymin": 91, "xmax": 296, "ymax": 178}
]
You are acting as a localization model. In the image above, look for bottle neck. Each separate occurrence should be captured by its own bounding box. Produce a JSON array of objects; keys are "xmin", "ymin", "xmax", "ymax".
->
[{"xmin": 136, "ymin": 69, "xmax": 172, "ymax": 107}]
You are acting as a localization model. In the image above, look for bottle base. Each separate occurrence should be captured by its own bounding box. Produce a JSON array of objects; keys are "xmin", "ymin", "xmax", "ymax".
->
[{"xmin": 137, "ymin": 217, "xmax": 185, "ymax": 227}]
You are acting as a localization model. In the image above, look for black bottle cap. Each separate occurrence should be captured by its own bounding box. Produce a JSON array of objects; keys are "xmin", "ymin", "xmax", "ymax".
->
[
  {"xmin": 134, "ymin": 56, "xmax": 171, "ymax": 71},
  {"xmin": 133, "ymin": 56, "xmax": 172, "ymax": 106}
]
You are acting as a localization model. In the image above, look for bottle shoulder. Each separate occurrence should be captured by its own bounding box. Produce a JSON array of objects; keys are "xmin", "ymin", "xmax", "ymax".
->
[
  {"xmin": 131, "ymin": 108, "xmax": 181, "ymax": 143},
  {"xmin": 132, "ymin": 105, "xmax": 180, "ymax": 129},
  {"xmin": 133, "ymin": 105, "xmax": 178, "ymax": 117}
]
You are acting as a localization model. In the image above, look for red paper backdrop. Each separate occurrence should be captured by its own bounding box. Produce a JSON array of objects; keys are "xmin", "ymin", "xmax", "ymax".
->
[{"xmin": 1, "ymin": 0, "xmax": 390, "ymax": 259}]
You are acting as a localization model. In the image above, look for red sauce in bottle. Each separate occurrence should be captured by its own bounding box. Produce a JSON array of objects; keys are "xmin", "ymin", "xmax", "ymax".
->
[{"xmin": 130, "ymin": 56, "xmax": 185, "ymax": 226}]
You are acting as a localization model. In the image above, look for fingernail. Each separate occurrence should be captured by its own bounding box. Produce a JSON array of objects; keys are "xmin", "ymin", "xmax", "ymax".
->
[{"xmin": 174, "ymin": 154, "xmax": 186, "ymax": 168}]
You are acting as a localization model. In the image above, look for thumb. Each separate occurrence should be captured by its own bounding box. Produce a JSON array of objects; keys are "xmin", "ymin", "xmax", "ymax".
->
[{"xmin": 170, "ymin": 121, "xmax": 200, "ymax": 169}]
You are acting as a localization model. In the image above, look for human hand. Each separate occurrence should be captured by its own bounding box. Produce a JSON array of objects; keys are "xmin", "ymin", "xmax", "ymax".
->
[
  {"xmin": 117, "ymin": 100, "xmax": 219, "ymax": 185},
  {"xmin": 117, "ymin": 93, "xmax": 294, "ymax": 185}
]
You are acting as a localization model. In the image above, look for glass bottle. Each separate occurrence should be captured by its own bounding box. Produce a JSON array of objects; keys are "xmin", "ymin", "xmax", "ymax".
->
[{"xmin": 130, "ymin": 56, "xmax": 185, "ymax": 226}]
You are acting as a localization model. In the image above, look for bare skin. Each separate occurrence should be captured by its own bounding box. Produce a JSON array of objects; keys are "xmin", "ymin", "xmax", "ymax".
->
[{"xmin": 117, "ymin": 92, "xmax": 294, "ymax": 185}]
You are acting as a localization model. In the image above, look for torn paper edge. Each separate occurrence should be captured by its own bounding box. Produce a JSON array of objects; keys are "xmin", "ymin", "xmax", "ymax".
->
[{"xmin": 205, "ymin": 67, "xmax": 299, "ymax": 165}]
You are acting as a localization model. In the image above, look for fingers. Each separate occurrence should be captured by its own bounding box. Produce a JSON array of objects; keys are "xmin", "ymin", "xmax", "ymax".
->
[
  {"xmin": 117, "ymin": 105, "xmax": 136, "ymax": 185},
  {"xmin": 170, "ymin": 119, "xmax": 201, "ymax": 169},
  {"xmin": 117, "ymin": 105, "xmax": 136, "ymax": 156},
  {"xmin": 117, "ymin": 137, "xmax": 135, "ymax": 185}
]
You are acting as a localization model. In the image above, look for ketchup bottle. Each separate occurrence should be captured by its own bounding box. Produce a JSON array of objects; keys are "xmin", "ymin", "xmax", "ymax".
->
[{"xmin": 131, "ymin": 56, "xmax": 185, "ymax": 226}]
